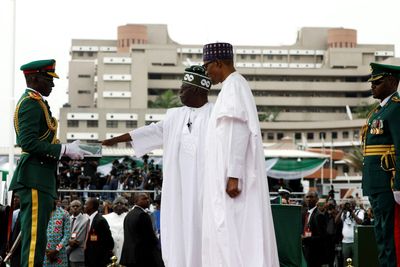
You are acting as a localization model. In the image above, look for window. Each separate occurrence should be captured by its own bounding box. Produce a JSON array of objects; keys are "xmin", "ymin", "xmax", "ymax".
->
[
  {"xmin": 87, "ymin": 52, "xmax": 94, "ymax": 57},
  {"xmin": 77, "ymin": 52, "xmax": 84, "ymax": 57},
  {"xmin": 107, "ymin": 121, "xmax": 118, "ymax": 128},
  {"xmin": 67, "ymin": 120, "xmax": 79, "ymax": 127},
  {"xmin": 87, "ymin": 120, "xmax": 98, "ymax": 128},
  {"xmin": 277, "ymin": 132, "xmax": 284, "ymax": 140},
  {"xmin": 294, "ymin": 132, "xmax": 302, "ymax": 140},
  {"xmin": 332, "ymin": 132, "xmax": 338, "ymax": 139},
  {"xmin": 353, "ymin": 130, "xmax": 360, "ymax": 139},
  {"xmin": 319, "ymin": 132, "xmax": 326, "ymax": 139},
  {"xmin": 292, "ymin": 55, "xmax": 300, "ymax": 60},
  {"xmin": 307, "ymin": 132, "xmax": 314, "ymax": 140},
  {"xmin": 267, "ymin": 132, "xmax": 274, "ymax": 140},
  {"xmin": 78, "ymin": 90, "xmax": 91, "ymax": 94},
  {"xmin": 343, "ymin": 165, "xmax": 349, "ymax": 173},
  {"xmin": 126, "ymin": 121, "xmax": 137, "ymax": 128},
  {"xmin": 343, "ymin": 131, "xmax": 349, "ymax": 139},
  {"xmin": 250, "ymin": 55, "xmax": 256, "ymax": 60},
  {"xmin": 78, "ymin": 74, "xmax": 91, "ymax": 78},
  {"xmin": 267, "ymin": 55, "xmax": 273, "ymax": 60}
]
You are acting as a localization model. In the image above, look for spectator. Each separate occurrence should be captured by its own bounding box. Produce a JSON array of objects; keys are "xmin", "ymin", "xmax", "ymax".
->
[
  {"xmin": 335, "ymin": 198, "xmax": 364, "ymax": 266},
  {"xmin": 120, "ymin": 193, "xmax": 164, "ymax": 267},
  {"xmin": 103, "ymin": 197, "xmax": 128, "ymax": 263},
  {"xmin": 44, "ymin": 202, "xmax": 71, "ymax": 266},
  {"xmin": 302, "ymin": 190, "xmax": 329, "ymax": 267},
  {"xmin": 84, "ymin": 197, "xmax": 114, "ymax": 267},
  {"xmin": 67, "ymin": 200, "xmax": 89, "ymax": 267}
]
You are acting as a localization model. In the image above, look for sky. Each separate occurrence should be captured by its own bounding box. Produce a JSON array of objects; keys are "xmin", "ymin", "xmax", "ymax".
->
[{"xmin": 0, "ymin": 0, "xmax": 399, "ymax": 147}]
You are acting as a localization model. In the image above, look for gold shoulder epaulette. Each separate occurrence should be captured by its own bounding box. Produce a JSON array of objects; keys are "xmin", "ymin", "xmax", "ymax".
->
[
  {"xmin": 392, "ymin": 96, "xmax": 400, "ymax": 103},
  {"xmin": 27, "ymin": 91, "xmax": 42, "ymax": 100}
]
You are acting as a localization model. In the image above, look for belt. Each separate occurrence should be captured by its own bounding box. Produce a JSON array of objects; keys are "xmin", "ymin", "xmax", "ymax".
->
[{"xmin": 363, "ymin": 144, "xmax": 395, "ymax": 156}]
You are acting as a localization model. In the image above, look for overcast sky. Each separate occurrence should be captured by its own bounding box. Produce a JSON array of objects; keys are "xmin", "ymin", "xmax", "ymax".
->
[{"xmin": 0, "ymin": 0, "xmax": 399, "ymax": 147}]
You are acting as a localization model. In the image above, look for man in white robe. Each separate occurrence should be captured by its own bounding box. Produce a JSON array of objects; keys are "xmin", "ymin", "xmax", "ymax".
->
[
  {"xmin": 201, "ymin": 42, "xmax": 279, "ymax": 267},
  {"xmin": 103, "ymin": 196, "xmax": 128, "ymax": 263},
  {"xmin": 102, "ymin": 65, "xmax": 213, "ymax": 267}
]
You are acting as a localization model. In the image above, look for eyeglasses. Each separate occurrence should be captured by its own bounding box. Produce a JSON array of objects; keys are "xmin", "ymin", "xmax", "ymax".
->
[{"xmin": 202, "ymin": 60, "xmax": 216, "ymax": 69}]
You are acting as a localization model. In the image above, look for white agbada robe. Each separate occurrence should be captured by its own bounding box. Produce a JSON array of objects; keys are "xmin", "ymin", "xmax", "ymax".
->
[
  {"xmin": 129, "ymin": 103, "xmax": 213, "ymax": 267},
  {"xmin": 202, "ymin": 72, "xmax": 279, "ymax": 267},
  {"xmin": 103, "ymin": 212, "xmax": 127, "ymax": 263}
]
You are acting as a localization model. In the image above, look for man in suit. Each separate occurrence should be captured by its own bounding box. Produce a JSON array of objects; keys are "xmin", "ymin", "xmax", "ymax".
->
[
  {"xmin": 301, "ymin": 190, "xmax": 328, "ymax": 267},
  {"xmin": 0, "ymin": 204, "xmax": 10, "ymax": 267},
  {"xmin": 9, "ymin": 59, "xmax": 90, "ymax": 267},
  {"xmin": 120, "ymin": 193, "xmax": 164, "ymax": 267},
  {"xmin": 67, "ymin": 200, "xmax": 89, "ymax": 267},
  {"xmin": 84, "ymin": 197, "xmax": 114, "ymax": 267},
  {"xmin": 361, "ymin": 62, "xmax": 400, "ymax": 267}
]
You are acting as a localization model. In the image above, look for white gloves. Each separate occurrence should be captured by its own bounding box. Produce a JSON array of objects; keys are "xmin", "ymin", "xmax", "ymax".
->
[
  {"xmin": 61, "ymin": 140, "xmax": 93, "ymax": 160},
  {"xmin": 394, "ymin": 191, "xmax": 400, "ymax": 205}
]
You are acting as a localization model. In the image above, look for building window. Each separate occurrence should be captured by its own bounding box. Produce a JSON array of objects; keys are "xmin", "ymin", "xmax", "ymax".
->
[
  {"xmin": 250, "ymin": 55, "xmax": 256, "ymax": 60},
  {"xmin": 78, "ymin": 90, "xmax": 91, "ymax": 94},
  {"xmin": 240, "ymin": 55, "xmax": 246, "ymax": 59},
  {"xmin": 267, "ymin": 55, "xmax": 273, "ymax": 60},
  {"xmin": 126, "ymin": 121, "xmax": 137, "ymax": 128},
  {"xmin": 77, "ymin": 52, "xmax": 84, "ymax": 57},
  {"xmin": 107, "ymin": 121, "xmax": 118, "ymax": 128},
  {"xmin": 267, "ymin": 132, "xmax": 274, "ymax": 140},
  {"xmin": 78, "ymin": 74, "xmax": 91, "ymax": 78},
  {"xmin": 294, "ymin": 132, "xmax": 302, "ymax": 140},
  {"xmin": 319, "ymin": 132, "xmax": 326, "ymax": 139},
  {"xmin": 332, "ymin": 132, "xmax": 338, "ymax": 139},
  {"xmin": 87, "ymin": 120, "xmax": 98, "ymax": 128},
  {"xmin": 87, "ymin": 52, "xmax": 94, "ymax": 57},
  {"xmin": 292, "ymin": 55, "xmax": 300, "ymax": 60},
  {"xmin": 67, "ymin": 120, "xmax": 79, "ymax": 127},
  {"xmin": 307, "ymin": 132, "xmax": 314, "ymax": 140},
  {"xmin": 277, "ymin": 132, "xmax": 284, "ymax": 140},
  {"xmin": 343, "ymin": 131, "xmax": 349, "ymax": 139},
  {"xmin": 353, "ymin": 130, "xmax": 360, "ymax": 139},
  {"xmin": 343, "ymin": 165, "xmax": 349, "ymax": 174}
]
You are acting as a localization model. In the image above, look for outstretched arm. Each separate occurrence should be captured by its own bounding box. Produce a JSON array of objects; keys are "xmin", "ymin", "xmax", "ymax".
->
[{"xmin": 102, "ymin": 133, "xmax": 132, "ymax": 146}]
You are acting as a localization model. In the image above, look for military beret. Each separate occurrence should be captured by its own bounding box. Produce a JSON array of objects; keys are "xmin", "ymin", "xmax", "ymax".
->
[
  {"xmin": 182, "ymin": 65, "xmax": 211, "ymax": 90},
  {"xmin": 20, "ymin": 59, "xmax": 59, "ymax": 78},
  {"xmin": 203, "ymin": 42, "xmax": 234, "ymax": 62},
  {"xmin": 368, "ymin": 62, "xmax": 400, "ymax": 82}
]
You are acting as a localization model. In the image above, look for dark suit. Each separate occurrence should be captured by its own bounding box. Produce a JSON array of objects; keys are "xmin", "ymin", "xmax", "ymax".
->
[
  {"xmin": 120, "ymin": 206, "xmax": 164, "ymax": 267},
  {"xmin": 84, "ymin": 213, "xmax": 114, "ymax": 267},
  {"xmin": 302, "ymin": 208, "xmax": 328, "ymax": 267},
  {"xmin": 0, "ymin": 205, "xmax": 10, "ymax": 267}
]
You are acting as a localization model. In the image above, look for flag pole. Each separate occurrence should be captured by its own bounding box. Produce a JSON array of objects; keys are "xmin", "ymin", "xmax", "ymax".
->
[{"xmin": 7, "ymin": 0, "xmax": 17, "ymax": 204}]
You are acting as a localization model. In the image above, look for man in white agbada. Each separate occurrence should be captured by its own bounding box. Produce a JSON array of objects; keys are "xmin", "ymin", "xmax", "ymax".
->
[
  {"xmin": 102, "ymin": 65, "xmax": 213, "ymax": 267},
  {"xmin": 201, "ymin": 42, "xmax": 279, "ymax": 267},
  {"xmin": 103, "ymin": 196, "xmax": 128, "ymax": 263}
]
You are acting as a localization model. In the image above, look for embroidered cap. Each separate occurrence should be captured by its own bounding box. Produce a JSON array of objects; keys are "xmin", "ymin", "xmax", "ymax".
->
[
  {"xmin": 368, "ymin": 62, "xmax": 400, "ymax": 82},
  {"xmin": 20, "ymin": 59, "xmax": 59, "ymax": 79},
  {"xmin": 182, "ymin": 65, "xmax": 211, "ymax": 90},
  {"xmin": 203, "ymin": 42, "xmax": 234, "ymax": 62}
]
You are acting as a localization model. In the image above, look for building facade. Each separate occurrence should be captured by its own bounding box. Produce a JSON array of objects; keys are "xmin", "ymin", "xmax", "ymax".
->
[{"xmin": 59, "ymin": 24, "xmax": 397, "ymax": 177}]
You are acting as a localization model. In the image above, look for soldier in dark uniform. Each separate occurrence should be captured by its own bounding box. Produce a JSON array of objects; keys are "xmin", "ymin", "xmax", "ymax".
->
[
  {"xmin": 9, "ymin": 59, "xmax": 90, "ymax": 267},
  {"xmin": 361, "ymin": 62, "xmax": 400, "ymax": 267}
]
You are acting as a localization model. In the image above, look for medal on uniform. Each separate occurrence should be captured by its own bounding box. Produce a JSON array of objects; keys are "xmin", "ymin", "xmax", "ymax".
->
[{"xmin": 90, "ymin": 233, "xmax": 98, "ymax": 241}]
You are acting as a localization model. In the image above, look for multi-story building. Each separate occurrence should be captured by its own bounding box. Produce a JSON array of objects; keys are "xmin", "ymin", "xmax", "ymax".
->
[{"xmin": 59, "ymin": 24, "xmax": 398, "ymax": 177}]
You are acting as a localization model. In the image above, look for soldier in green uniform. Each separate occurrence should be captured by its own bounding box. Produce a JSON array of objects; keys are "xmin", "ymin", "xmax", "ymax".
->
[
  {"xmin": 361, "ymin": 62, "xmax": 400, "ymax": 267},
  {"xmin": 9, "ymin": 59, "xmax": 90, "ymax": 267}
]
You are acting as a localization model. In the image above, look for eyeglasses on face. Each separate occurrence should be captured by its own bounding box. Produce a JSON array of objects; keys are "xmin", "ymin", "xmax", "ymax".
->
[{"xmin": 202, "ymin": 60, "xmax": 216, "ymax": 69}]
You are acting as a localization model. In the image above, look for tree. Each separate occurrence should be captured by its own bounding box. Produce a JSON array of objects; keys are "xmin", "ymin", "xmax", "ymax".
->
[
  {"xmin": 148, "ymin": 89, "xmax": 182, "ymax": 108},
  {"xmin": 355, "ymin": 101, "xmax": 379, "ymax": 119},
  {"xmin": 342, "ymin": 146, "xmax": 363, "ymax": 173}
]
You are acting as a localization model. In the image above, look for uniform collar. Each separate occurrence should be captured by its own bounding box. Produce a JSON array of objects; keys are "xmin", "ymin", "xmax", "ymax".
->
[{"xmin": 380, "ymin": 92, "xmax": 397, "ymax": 107}]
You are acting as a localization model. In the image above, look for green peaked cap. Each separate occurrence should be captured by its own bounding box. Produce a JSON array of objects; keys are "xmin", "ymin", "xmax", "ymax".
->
[
  {"xmin": 368, "ymin": 62, "xmax": 400, "ymax": 82},
  {"xmin": 20, "ymin": 59, "xmax": 59, "ymax": 78}
]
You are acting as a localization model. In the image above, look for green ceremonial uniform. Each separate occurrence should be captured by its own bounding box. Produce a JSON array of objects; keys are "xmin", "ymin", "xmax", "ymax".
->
[
  {"xmin": 9, "ymin": 60, "xmax": 61, "ymax": 267},
  {"xmin": 361, "ymin": 62, "xmax": 400, "ymax": 267}
]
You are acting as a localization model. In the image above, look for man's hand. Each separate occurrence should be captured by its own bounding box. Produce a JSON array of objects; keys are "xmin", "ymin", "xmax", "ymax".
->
[
  {"xmin": 226, "ymin": 177, "xmax": 241, "ymax": 198},
  {"xmin": 68, "ymin": 239, "xmax": 80, "ymax": 248},
  {"xmin": 101, "ymin": 138, "xmax": 116, "ymax": 146},
  {"xmin": 63, "ymin": 140, "xmax": 93, "ymax": 160},
  {"xmin": 46, "ymin": 249, "xmax": 59, "ymax": 263},
  {"xmin": 394, "ymin": 191, "xmax": 400, "ymax": 205}
]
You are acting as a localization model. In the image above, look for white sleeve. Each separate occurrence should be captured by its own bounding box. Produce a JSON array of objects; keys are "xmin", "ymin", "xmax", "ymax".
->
[
  {"xmin": 221, "ymin": 117, "xmax": 250, "ymax": 179},
  {"xmin": 129, "ymin": 121, "xmax": 164, "ymax": 157}
]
